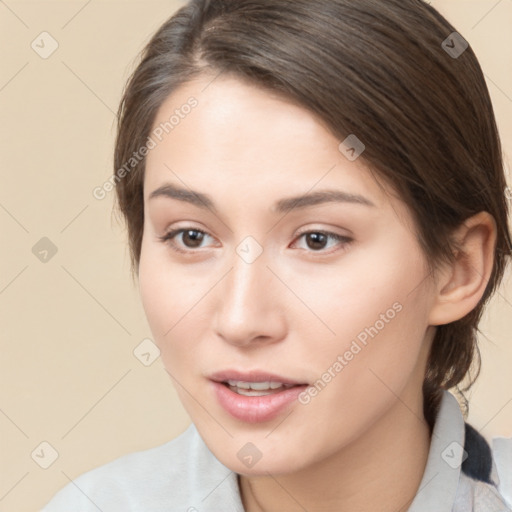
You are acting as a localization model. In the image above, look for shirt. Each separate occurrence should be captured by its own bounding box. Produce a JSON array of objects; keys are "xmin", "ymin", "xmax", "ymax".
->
[{"xmin": 41, "ymin": 390, "xmax": 512, "ymax": 511}]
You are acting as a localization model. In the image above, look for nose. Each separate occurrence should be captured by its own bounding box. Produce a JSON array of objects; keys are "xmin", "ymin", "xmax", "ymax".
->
[{"xmin": 212, "ymin": 248, "xmax": 287, "ymax": 348}]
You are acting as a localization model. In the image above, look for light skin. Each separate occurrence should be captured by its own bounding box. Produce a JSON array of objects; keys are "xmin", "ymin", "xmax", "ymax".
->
[{"xmin": 138, "ymin": 73, "xmax": 497, "ymax": 511}]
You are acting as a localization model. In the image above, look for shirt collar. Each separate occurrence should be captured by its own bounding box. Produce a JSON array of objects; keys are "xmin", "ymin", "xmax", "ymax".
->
[{"xmin": 407, "ymin": 390, "xmax": 465, "ymax": 512}]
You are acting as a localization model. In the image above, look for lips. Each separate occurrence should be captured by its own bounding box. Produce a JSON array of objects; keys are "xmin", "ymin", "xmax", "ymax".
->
[{"xmin": 208, "ymin": 369, "xmax": 309, "ymax": 422}]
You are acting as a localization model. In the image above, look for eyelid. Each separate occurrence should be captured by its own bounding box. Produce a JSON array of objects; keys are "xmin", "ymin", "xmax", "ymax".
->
[{"xmin": 294, "ymin": 224, "xmax": 352, "ymax": 240}]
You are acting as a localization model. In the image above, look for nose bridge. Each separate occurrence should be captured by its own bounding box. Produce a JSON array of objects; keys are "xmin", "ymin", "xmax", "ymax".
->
[
  {"xmin": 213, "ymin": 238, "xmax": 282, "ymax": 344},
  {"xmin": 223, "ymin": 241, "xmax": 270, "ymax": 315}
]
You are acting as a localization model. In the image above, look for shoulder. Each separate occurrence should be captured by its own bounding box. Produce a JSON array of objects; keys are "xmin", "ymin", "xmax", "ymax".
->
[
  {"xmin": 454, "ymin": 472, "xmax": 512, "ymax": 511},
  {"xmin": 493, "ymin": 436, "xmax": 512, "ymax": 509},
  {"xmin": 41, "ymin": 424, "xmax": 239, "ymax": 511},
  {"xmin": 408, "ymin": 391, "xmax": 511, "ymax": 512},
  {"xmin": 454, "ymin": 423, "xmax": 512, "ymax": 512}
]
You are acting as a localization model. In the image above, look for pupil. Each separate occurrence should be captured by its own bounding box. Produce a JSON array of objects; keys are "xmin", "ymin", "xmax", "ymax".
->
[
  {"xmin": 184, "ymin": 230, "xmax": 203, "ymax": 247},
  {"xmin": 308, "ymin": 233, "xmax": 326, "ymax": 250}
]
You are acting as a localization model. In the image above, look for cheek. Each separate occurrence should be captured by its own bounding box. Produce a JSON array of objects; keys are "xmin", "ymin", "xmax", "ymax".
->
[
  {"xmin": 138, "ymin": 238, "xmax": 189, "ymax": 346},
  {"xmin": 138, "ymin": 237, "xmax": 216, "ymax": 381},
  {"xmin": 300, "ymin": 244, "xmax": 431, "ymax": 424},
  {"xmin": 293, "ymin": 238, "xmax": 427, "ymax": 356}
]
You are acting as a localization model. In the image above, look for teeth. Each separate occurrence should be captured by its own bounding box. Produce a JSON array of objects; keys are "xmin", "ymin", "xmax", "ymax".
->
[
  {"xmin": 226, "ymin": 380, "xmax": 295, "ymax": 390},
  {"xmin": 234, "ymin": 388, "xmax": 277, "ymax": 396}
]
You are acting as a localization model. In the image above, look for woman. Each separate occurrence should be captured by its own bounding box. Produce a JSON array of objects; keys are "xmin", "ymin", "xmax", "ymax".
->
[{"xmin": 43, "ymin": 0, "xmax": 512, "ymax": 510}]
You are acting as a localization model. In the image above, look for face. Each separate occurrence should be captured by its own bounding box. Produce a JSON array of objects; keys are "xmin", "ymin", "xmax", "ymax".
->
[{"xmin": 139, "ymin": 74, "xmax": 438, "ymax": 475}]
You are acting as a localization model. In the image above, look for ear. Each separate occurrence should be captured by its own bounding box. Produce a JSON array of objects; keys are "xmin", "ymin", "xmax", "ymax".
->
[{"xmin": 428, "ymin": 211, "xmax": 497, "ymax": 326}]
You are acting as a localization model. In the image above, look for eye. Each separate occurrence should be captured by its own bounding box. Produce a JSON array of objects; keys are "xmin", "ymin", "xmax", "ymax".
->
[
  {"xmin": 292, "ymin": 230, "xmax": 353, "ymax": 254},
  {"xmin": 158, "ymin": 228, "xmax": 214, "ymax": 253}
]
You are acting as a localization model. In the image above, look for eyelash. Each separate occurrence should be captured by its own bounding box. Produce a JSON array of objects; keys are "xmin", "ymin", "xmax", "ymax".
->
[{"xmin": 157, "ymin": 227, "xmax": 353, "ymax": 256}]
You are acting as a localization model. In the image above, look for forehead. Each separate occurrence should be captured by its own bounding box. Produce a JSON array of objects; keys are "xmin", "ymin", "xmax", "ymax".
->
[{"xmin": 143, "ymin": 74, "xmax": 398, "ymax": 215}]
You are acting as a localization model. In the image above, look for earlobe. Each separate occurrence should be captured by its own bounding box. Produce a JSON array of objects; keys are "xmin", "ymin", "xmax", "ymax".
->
[{"xmin": 428, "ymin": 211, "xmax": 497, "ymax": 326}]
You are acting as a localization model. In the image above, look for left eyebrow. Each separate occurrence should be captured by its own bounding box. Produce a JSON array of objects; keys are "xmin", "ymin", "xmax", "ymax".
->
[
  {"xmin": 148, "ymin": 182, "xmax": 376, "ymax": 214},
  {"xmin": 272, "ymin": 189, "xmax": 376, "ymax": 213}
]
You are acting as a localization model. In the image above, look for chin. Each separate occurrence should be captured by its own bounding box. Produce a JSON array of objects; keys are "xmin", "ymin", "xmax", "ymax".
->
[{"xmin": 225, "ymin": 456, "xmax": 300, "ymax": 476}]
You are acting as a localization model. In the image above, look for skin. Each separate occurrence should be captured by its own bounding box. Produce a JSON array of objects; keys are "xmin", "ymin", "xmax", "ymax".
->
[{"xmin": 138, "ymin": 73, "xmax": 497, "ymax": 511}]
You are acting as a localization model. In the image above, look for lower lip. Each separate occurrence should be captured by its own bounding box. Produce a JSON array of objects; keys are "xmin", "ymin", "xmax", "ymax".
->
[{"xmin": 211, "ymin": 381, "xmax": 308, "ymax": 423}]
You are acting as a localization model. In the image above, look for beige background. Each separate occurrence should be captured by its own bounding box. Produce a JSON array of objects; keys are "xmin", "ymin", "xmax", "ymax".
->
[{"xmin": 1, "ymin": 1, "xmax": 511, "ymax": 510}]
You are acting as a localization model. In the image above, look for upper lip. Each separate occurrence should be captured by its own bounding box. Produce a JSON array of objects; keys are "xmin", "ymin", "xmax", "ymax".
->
[{"xmin": 209, "ymin": 369, "xmax": 308, "ymax": 385}]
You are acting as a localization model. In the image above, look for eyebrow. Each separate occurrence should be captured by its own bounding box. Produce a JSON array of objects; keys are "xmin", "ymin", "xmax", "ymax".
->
[{"xmin": 148, "ymin": 182, "xmax": 376, "ymax": 214}]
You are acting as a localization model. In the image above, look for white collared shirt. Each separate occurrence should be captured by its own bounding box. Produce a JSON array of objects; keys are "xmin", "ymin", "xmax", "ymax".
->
[{"xmin": 41, "ymin": 390, "xmax": 512, "ymax": 511}]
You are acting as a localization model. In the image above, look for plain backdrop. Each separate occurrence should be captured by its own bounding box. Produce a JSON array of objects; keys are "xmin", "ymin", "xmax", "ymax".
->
[{"xmin": 1, "ymin": 1, "xmax": 511, "ymax": 510}]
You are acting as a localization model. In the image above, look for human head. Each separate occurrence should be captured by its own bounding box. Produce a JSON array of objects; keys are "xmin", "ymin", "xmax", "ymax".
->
[{"xmin": 113, "ymin": 0, "xmax": 511, "ymax": 441}]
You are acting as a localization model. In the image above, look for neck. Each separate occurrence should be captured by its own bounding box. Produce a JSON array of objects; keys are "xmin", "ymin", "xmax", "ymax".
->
[{"xmin": 239, "ymin": 390, "xmax": 432, "ymax": 512}]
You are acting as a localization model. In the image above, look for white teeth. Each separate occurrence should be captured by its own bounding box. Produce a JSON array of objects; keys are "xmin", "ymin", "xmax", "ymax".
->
[
  {"xmin": 226, "ymin": 380, "xmax": 294, "ymax": 391},
  {"xmin": 235, "ymin": 388, "xmax": 275, "ymax": 396},
  {"xmin": 228, "ymin": 380, "xmax": 250, "ymax": 389},
  {"xmin": 249, "ymin": 381, "xmax": 274, "ymax": 390}
]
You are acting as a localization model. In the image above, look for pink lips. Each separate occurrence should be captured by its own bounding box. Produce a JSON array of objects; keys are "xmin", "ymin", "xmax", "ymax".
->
[{"xmin": 209, "ymin": 369, "xmax": 308, "ymax": 423}]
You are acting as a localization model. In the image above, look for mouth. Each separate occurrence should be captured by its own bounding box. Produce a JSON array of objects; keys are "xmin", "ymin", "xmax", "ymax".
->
[
  {"xmin": 208, "ymin": 370, "xmax": 309, "ymax": 423},
  {"xmin": 221, "ymin": 380, "xmax": 301, "ymax": 396},
  {"xmin": 209, "ymin": 369, "xmax": 308, "ymax": 393}
]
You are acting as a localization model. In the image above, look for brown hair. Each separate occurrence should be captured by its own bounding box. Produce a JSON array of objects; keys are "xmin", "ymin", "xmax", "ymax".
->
[{"xmin": 113, "ymin": 0, "xmax": 511, "ymax": 431}]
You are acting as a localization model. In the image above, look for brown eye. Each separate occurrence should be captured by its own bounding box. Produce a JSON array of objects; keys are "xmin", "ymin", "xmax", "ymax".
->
[
  {"xmin": 180, "ymin": 229, "xmax": 206, "ymax": 248},
  {"xmin": 293, "ymin": 231, "xmax": 353, "ymax": 254},
  {"xmin": 158, "ymin": 228, "xmax": 212, "ymax": 253},
  {"xmin": 305, "ymin": 232, "xmax": 328, "ymax": 250}
]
